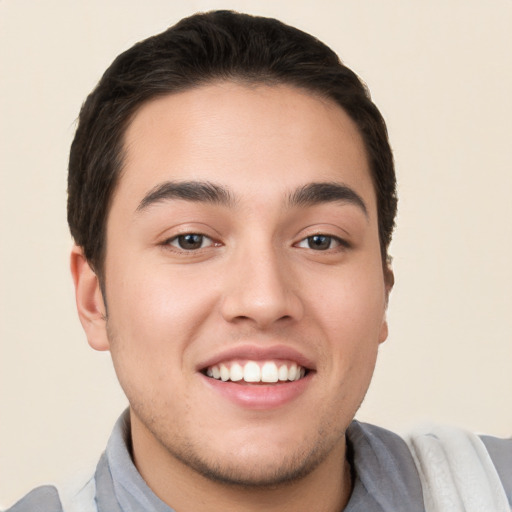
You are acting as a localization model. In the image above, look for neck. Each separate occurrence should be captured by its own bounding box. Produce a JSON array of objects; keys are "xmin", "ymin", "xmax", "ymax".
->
[{"xmin": 130, "ymin": 412, "xmax": 352, "ymax": 512}]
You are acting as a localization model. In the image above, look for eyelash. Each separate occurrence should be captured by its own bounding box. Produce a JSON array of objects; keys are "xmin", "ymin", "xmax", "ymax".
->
[
  {"xmin": 295, "ymin": 234, "xmax": 349, "ymax": 251},
  {"xmin": 163, "ymin": 233, "xmax": 349, "ymax": 253},
  {"xmin": 164, "ymin": 233, "xmax": 218, "ymax": 251}
]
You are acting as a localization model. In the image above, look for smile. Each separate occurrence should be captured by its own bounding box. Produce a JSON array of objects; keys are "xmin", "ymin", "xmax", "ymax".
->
[{"xmin": 204, "ymin": 360, "xmax": 307, "ymax": 383}]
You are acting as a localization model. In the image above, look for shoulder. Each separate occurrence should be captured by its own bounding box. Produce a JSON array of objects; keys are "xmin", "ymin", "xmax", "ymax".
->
[
  {"xmin": 406, "ymin": 424, "xmax": 511, "ymax": 510},
  {"xmin": 346, "ymin": 421, "xmax": 511, "ymax": 511},
  {"xmin": 345, "ymin": 421, "xmax": 425, "ymax": 511},
  {"xmin": 4, "ymin": 485, "xmax": 63, "ymax": 512},
  {"xmin": 480, "ymin": 434, "xmax": 512, "ymax": 477},
  {"xmin": 477, "ymin": 434, "xmax": 512, "ymax": 503},
  {"xmin": 4, "ymin": 464, "xmax": 97, "ymax": 512}
]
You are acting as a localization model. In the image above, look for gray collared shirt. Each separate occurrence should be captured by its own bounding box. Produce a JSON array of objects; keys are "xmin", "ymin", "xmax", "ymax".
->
[{"xmin": 7, "ymin": 410, "xmax": 512, "ymax": 511}]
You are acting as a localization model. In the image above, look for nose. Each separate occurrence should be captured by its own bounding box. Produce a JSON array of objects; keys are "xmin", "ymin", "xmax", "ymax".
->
[{"xmin": 220, "ymin": 243, "xmax": 304, "ymax": 328}]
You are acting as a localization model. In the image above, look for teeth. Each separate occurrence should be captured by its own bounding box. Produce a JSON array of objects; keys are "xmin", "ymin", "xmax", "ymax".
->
[
  {"xmin": 288, "ymin": 363, "xmax": 298, "ymax": 381},
  {"xmin": 261, "ymin": 362, "xmax": 279, "ymax": 383},
  {"xmin": 244, "ymin": 361, "xmax": 261, "ymax": 382},
  {"xmin": 230, "ymin": 362, "xmax": 244, "ymax": 382},
  {"xmin": 220, "ymin": 364, "xmax": 230, "ymax": 382},
  {"xmin": 278, "ymin": 364, "xmax": 288, "ymax": 381},
  {"xmin": 205, "ymin": 361, "xmax": 307, "ymax": 383}
]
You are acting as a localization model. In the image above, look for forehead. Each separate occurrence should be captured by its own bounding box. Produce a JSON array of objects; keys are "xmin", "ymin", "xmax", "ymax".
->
[{"xmin": 116, "ymin": 82, "xmax": 375, "ymax": 213}]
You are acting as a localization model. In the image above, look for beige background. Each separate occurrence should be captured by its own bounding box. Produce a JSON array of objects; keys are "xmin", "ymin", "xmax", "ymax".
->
[{"xmin": 1, "ymin": 0, "xmax": 511, "ymax": 506}]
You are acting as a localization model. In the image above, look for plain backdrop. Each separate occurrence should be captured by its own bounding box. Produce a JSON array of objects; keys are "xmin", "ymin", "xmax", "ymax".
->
[{"xmin": 1, "ymin": 0, "xmax": 511, "ymax": 506}]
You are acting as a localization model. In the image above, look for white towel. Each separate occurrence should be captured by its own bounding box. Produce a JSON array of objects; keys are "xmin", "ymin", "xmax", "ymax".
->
[{"xmin": 407, "ymin": 425, "xmax": 510, "ymax": 512}]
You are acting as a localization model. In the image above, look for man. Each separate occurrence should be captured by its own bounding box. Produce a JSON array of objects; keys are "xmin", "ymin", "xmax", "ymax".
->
[{"xmin": 6, "ymin": 10, "xmax": 511, "ymax": 512}]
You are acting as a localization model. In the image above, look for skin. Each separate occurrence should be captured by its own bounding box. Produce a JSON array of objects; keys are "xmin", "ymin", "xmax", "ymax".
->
[{"xmin": 71, "ymin": 82, "xmax": 392, "ymax": 512}]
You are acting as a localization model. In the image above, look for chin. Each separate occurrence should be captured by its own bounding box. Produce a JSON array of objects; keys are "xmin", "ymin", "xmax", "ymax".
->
[
  {"xmin": 163, "ymin": 426, "xmax": 344, "ymax": 489},
  {"xmin": 171, "ymin": 445, "xmax": 328, "ymax": 488}
]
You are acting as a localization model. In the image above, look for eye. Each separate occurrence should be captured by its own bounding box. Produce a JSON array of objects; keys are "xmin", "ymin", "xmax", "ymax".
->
[
  {"xmin": 167, "ymin": 233, "xmax": 214, "ymax": 250},
  {"xmin": 296, "ymin": 234, "xmax": 344, "ymax": 251}
]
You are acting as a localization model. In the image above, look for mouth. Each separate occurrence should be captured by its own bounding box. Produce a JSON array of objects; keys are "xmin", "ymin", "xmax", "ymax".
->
[
  {"xmin": 198, "ymin": 348, "xmax": 315, "ymax": 408},
  {"xmin": 202, "ymin": 360, "xmax": 309, "ymax": 384}
]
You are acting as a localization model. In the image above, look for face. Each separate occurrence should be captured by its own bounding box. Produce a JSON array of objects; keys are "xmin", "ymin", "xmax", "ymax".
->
[{"xmin": 75, "ymin": 82, "xmax": 390, "ymax": 487}]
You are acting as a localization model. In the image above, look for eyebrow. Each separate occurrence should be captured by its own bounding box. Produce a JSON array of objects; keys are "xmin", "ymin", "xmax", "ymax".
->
[
  {"xmin": 136, "ymin": 180, "xmax": 235, "ymax": 212},
  {"xmin": 287, "ymin": 182, "xmax": 368, "ymax": 217},
  {"xmin": 136, "ymin": 179, "xmax": 367, "ymax": 217}
]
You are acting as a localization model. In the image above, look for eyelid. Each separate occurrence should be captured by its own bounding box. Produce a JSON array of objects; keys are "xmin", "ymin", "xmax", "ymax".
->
[
  {"xmin": 295, "ymin": 234, "xmax": 349, "ymax": 250},
  {"xmin": 156, "ymin": 219, "xmax": 221, "ymax": 243},
  {"xmin": 167, "ymin": 233, "xmax": 214, "ymax": 249},
  {"xmin": 160, "ymin": 230, "xmax": 223, "ymax": 255}
]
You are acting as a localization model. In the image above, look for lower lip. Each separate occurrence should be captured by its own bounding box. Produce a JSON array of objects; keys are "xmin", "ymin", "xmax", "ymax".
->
[{"xmin": 201, "ymin": 373, "xmax": 313, "ymax": 410}]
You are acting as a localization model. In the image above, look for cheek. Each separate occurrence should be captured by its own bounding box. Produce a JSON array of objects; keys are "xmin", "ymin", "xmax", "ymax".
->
[
  {"xmin": 104, "ymin": 260, "xmax": 220, "ymax": 379},
  {"xmin": 109, "ymin": 259, "xmax": 211, "ymax": 326},
  {"xmin": 306, "ymin": 263, "xmax": 387, "ymax": 335},
  {"xmin": 304, "ymin": 262, "xmax": 386, "ymax": 379},
  {"xmin": 315, "ymin": 282, "xmax": 382, "ymax": 412}
]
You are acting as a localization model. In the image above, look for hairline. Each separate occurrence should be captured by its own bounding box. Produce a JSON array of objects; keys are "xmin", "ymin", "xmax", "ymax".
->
[{"xmin": 87, "ymin": 79, "xmax": 389, "ymax": 285}]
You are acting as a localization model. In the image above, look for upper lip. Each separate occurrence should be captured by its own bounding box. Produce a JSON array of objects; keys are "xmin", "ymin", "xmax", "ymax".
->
[{"xmin": 196, "ymin": 344, "xmax": 316, "ymax": 372}]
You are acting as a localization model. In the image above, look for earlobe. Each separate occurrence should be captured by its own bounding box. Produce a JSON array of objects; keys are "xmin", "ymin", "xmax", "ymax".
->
[
  {"xmin": 70, "ymin": 246, "xmax": 110, "ymax": 351},
  {"xmin": 378, "ymin": 319, "xmax": 389, "ymax": 344}
]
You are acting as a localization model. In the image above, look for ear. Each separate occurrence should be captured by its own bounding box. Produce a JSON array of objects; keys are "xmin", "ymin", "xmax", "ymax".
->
[
  {"xmin": 70, "ymin": 245, "xmax": 110, "ymax": 351},
  {"xmin": 378, "ymin": 259, "xmax": 395, "ymax": 344},
  {"xmin": 384, "ymin": 258, "xmax": 395, "ymax": 302}
]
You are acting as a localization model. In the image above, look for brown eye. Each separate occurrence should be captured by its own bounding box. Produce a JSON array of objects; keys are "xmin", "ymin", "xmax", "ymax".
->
[
  {"xmin": 169, "ymin": 234, "xmax": 211, "ymax": 250},
  {"xmin": 296, "ymin": 234, "xmax": 346, "ymax": 251},
  {"xmin": 307, "ymin": 235, "xmax": 331, "ymax": 250},
  {"xmin": 304, "ymin": 234, "xmax": 337, "ymax": 251}
]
